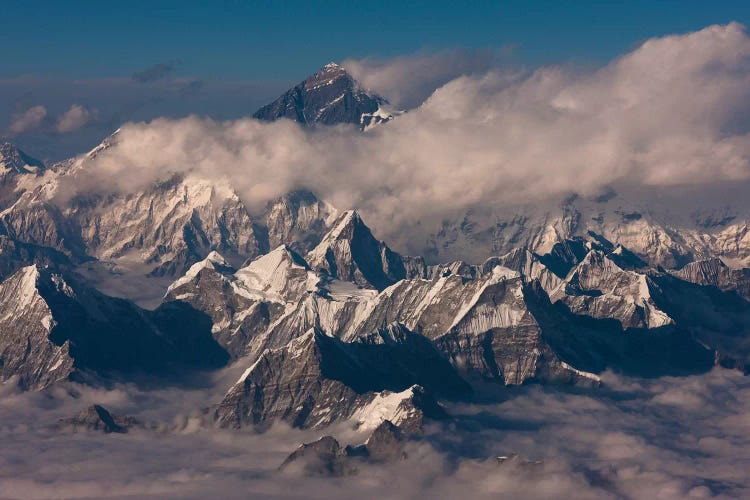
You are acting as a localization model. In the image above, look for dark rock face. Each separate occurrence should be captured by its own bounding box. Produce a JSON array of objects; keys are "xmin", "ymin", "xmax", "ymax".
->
[
  {"xmin": 0, "ymin": 266, "xmax": 75, "ymax": 390},
  {"xmin": 279, "ymin": 419, "xmax": 408, "ymax": 476},
  {"xmin": 253, "ymin": 63, "xmax": 391, "ymax": 129},
  {"xmin": 57, "ymin": 404, "xmax": 139, "ymax": 434},
  {"xmin": 0, "ymin": 264, "xmax": 228, "ymax": 391},
  {"xmin": 278, "ymin": 436, "xmax": 359, "ymax": 476},
  {"xmin": 306, "ymin": 210, "xmax": 415, "ymax": 291},
  {"xmin": 362, "ymin": 419, "xmax": 408, "ymax": 462},
  {"xmin": 213, "ymin": 324, "xmax": 458, "ymax": 430},
  {"xmin": 0, "ymin": 235, "xmax": 72, "ymax": 283},
  {"xmin": 673, "ymin": 258, "xmax": 750, "ymax": 301}
]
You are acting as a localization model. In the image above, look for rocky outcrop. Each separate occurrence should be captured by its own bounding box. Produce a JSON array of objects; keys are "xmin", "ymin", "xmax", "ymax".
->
[
  {"xmin": 0, "ymin": 266, "xmax": 75, "ymax": 390},
  {"xmin": 213, "ymin": 326, "xmax": 458, "ymax": 430},
  {"xmin": 673, "ymin": 257, "xmax": 750, "ymax": 301},
  {"xmin": 0, "ymin": 235, "xmax": 71, "ymax": 282},
  {"xmin": 0, "ymin": 265, "xmax": 228, "ymax": 391},
  {"xmin": 163, "ymin": 246, "xmax": 316, "ymax": 359},
  {"xmin": 548, "ymin": 249, "xmax": 673, "ymax": 330},
  {"xmin": 306, "ymin": 210, "xmax": 415, "ymax": 291},
  {"xmin": 253, "ymin": 62, "xmax": 395, "ymax": 129},
  {"xmin": 57, "ymin": 404, "xmax": 140, "ymax": 434},
  {"xmin": 278, "ymin": 420, "xmax": 409, "ymax": 476}
]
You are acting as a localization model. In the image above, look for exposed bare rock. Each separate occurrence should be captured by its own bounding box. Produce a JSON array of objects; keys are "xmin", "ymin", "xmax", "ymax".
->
[
  {"xmin": 0, "ymin": 266, "xmax": 75, "ymax": 390},
  {"xmin": 0, "ymin": 235, "xmax": 71, "ymax": 282},
  {"xmin": 278, "ymin": 436, "xmax": 359, "ymax": 476},
  {"xmin": 163, "ymin": 247, "xmax": 314, "ymax": 359},
  {"xmin": 548, "ymin": 249, "xmax": 673, "ymax": 330},
  {"xmin": 253, "ymin": 62, "xmax": 396, "ymax": 130},
  {"xmin": 57, "ymin": 404, "xmax": 140, "ymax": 434},
  {"xmin": 279, "ymin": 420, "xmax": 409, "ymax": 476},
  {"xmin": 306, "ymin": 210, "xmax": 415, "ymax": 291},
  {"xmin": 360, "ymin": 420, "xmax": 408, "ymax": 462},
  {"xmin": 213, "ymin": 326, "xmax": 459, "ymax": 430},
  {"xmin": 672, "ymin": 257, "xmax": 750, "ymax": 301},
  {"xmin": 0, "ymin": 265, "xmax": 228, "ymax": 391}
]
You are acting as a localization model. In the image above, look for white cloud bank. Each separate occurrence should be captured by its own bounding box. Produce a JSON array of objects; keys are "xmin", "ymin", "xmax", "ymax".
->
[
  {"xmin": 60, "ymin": 23, "xmax": 750, "ymax": 249},
  {"xmin": 0, "ymin": 368, "xmax": 748, "ymax": 499},
  {"xmin": 342, "ymin": 48, "xmax": 513, "ymax": 109}
]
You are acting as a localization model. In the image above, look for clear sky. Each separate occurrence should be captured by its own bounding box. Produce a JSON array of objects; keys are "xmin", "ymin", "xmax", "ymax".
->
[{"xmin": 2, "ymin": 0, "xmax": 749, "ymax": 80}]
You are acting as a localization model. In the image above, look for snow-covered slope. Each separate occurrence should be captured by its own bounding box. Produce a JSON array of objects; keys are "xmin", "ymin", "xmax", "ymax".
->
[{"xmin": 428, "ymin": 188, "xmax": 750, "ymax": 270}]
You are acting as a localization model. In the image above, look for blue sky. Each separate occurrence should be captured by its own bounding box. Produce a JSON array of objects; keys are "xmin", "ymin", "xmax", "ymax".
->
[
  {"xmin": 2, "ymin": 1, "xmax": 750, "ymax": 160},
  {"xmin": 3, "ymin": 0, "xmax": 750, "ymax": 79}
]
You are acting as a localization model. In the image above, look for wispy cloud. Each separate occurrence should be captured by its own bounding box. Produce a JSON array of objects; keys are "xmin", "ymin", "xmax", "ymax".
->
[
  {"xmin": 56, "ymin": 104, "xmax": 97, "ymax": 133},
  {"xmin": 342, "ymin": 48, "xmax": 516, "ymax": 109},
  {"xmin": 132, "ymin": 61, "xmax": 181, "ymax": 83},
  {"xmin": 6, "ymin": 105, "xmax": 48, "ymax": 135}
]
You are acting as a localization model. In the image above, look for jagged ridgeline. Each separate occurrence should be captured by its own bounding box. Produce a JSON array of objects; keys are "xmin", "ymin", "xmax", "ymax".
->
[{"xmin": 1, "ymin": 63, "xmax": 750, "ymax": 442}]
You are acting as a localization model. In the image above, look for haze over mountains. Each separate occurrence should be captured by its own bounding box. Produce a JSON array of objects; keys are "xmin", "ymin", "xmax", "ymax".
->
[{"xmin": 2, "ymin": 22, "xmax": 750, "ymax": 499}]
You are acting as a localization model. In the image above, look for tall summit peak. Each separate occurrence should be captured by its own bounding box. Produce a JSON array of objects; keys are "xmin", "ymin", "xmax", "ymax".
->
[
  {"xmin": 321, "ymin": 61, "xmax": 344, "ymax": 72},
  {"xmin": 253, "ymin": 63, "xmax": 397, "ymax": 129}
]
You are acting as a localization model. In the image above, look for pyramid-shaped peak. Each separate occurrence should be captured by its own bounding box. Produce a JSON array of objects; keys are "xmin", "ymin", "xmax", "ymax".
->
[
  {"xmin": 324, "ymin": 210, "xmax": 369, "ymax": 240},
  {"xmin": 166, "ymin": 251, "xmax": 235, "ymax": 293},
  {"xmin": 0, "ymin": 142, "xmax": 45, "ymax": 173},
  {"xmin": 253, "ymin": 244, "xmax": 310, "ymax": 270},
  {"xmin": 253, "ymin": 62, "xmax": 389, "ymax": 128}
]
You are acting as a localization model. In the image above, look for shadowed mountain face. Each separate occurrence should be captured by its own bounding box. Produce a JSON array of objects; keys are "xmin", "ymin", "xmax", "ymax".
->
[
  {"xmin": 0, "ymin": 264, "xmax": 228, "ymax": 390},
  {"xmin": 253, "ymin": 63, "xmax": 394, "ymax": 129}
]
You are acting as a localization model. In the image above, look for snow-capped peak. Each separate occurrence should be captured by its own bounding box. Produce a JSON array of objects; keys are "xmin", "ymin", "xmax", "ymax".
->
[
  {"xmin": 233, "ymin": 245, "xmax": 315, "ymax": 303},
  {"xmin": 0, "ymin": 142, "xmax": 45, "ymax": 174},
  {"xmin": 166, "ymin": 251, "xmax": 232, "ymax": 293}
]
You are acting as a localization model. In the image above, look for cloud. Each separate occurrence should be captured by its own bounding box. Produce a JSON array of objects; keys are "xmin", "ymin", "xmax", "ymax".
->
[
  {"xmin": 342, "ymin": 48, "xmax": 515, "ymax": 109},
  {"xmin": 55, "ymin": 23, "xmax": 750, "ymax": 255},
  {"xmin": 0, "ymin": 367, "xmax": 748, "ymax": 499},
  {"xmin": 6, "ymin": 105, "xmax": 48, "ymax": 135},
  {"xmin": 132, "ymin": 61, "xmax": 180, "ymax": 83},
  {"xmin": 55, "ymin": 104, "xmax": 96, "ymax": 133}
]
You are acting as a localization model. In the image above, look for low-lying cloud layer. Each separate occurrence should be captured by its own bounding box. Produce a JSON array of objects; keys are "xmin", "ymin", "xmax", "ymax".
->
[
  {"xmin": 0, "ymin": 368, "xmax": 748, "ymax": 499},
  {"xmin": 61, "ymin": 23, "xmax": 750, "ymax": 250}
]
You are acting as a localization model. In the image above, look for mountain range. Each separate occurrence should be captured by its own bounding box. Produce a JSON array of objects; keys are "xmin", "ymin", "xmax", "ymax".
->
[{"xmin": 1, "ymin": 63, "xmax": 750, "ymax": 458}]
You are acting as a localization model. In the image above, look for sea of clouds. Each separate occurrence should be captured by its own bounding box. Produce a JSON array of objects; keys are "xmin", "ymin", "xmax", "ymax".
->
[{"xmin": 0, "ymin": 367, "xmax": 748, "ymax": 499}]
